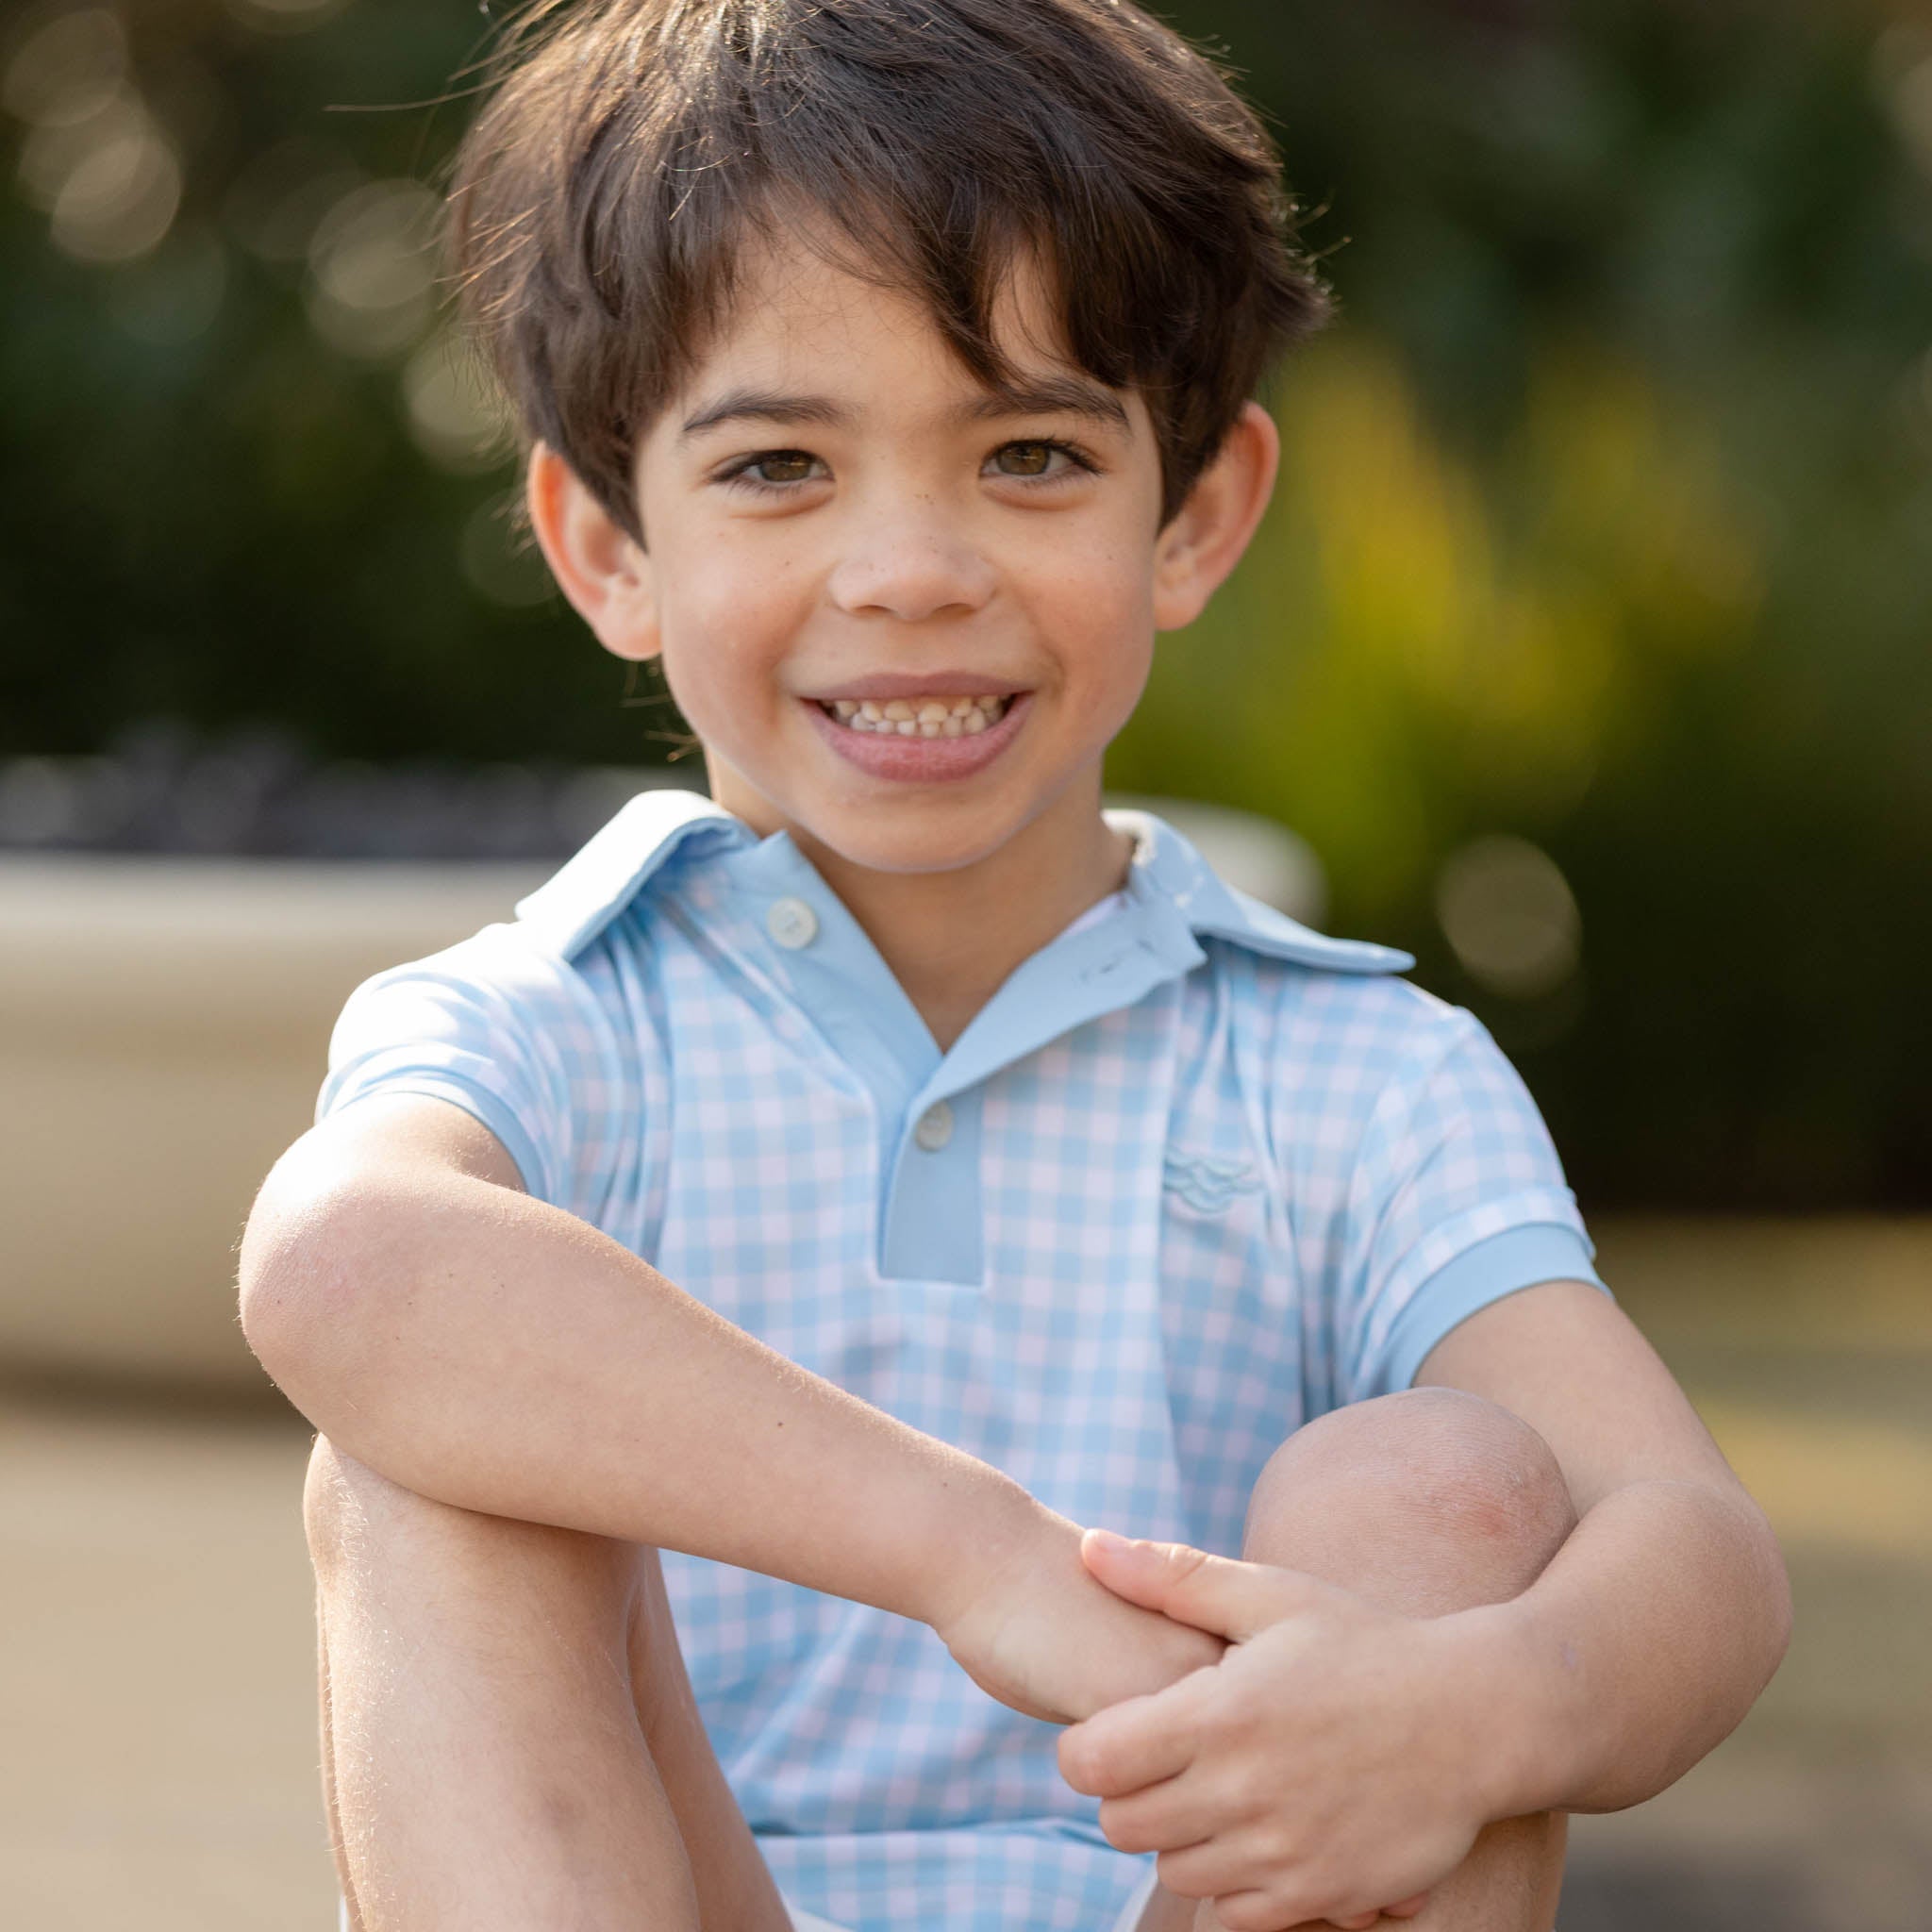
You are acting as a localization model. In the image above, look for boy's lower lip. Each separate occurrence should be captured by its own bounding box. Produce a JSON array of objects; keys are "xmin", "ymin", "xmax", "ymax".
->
[{"xmin": 803, "ymin": 691, "xmax": 1032, "ymax": 782}]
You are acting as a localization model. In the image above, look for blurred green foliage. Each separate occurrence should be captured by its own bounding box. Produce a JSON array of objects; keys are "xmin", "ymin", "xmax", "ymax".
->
[{"xmin": 2, "ymin": 0, "xmax": 1928, "ymax": 1208}]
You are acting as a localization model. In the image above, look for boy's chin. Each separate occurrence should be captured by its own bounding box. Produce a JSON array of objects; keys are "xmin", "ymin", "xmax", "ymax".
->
[
  {"xmin": 789, "ymin": 812, "xmax": 1020, "ymax": 879},
  {"xmin": 702, "ymin": 764, "xmax": 1021, "ymax": 874}
]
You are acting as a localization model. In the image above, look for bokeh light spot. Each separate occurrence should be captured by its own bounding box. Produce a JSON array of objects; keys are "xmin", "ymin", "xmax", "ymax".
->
[
  {"xmin": 223, "ymin": 0, "xmax": 352, "ymax": 37},
  {"xmin": 304, "ymin": 176, "xmax": 439, "ymax": 359},
  {"xmin": 17, "ymin": 86, "xmax": 142, "ymax": 209},
  {"xmin": 48, "ymin": 110, "xmax": 180, "ymax": 261},
  {"xmin": 1878, "ymin": 31, "xmax": 1932, "ymax": 176},
  {"xmin": 403, "ymin": 331, "xmax": 514, "ymax": 474},
  {"xmin": 3, "ymin": 6, "xmax": 125, "ymax": 129},
  {"xmin": 1435, "ymin": 834, "xmax": 1582, "ymax": 999}
]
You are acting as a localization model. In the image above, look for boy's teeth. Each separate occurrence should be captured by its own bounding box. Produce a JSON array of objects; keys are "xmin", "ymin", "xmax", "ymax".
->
[{"xmin": 823, "ymin": 692, "xmax": 1010, "ymax": 735}]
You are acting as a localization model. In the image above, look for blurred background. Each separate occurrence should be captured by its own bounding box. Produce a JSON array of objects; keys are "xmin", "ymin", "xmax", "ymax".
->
[{"xmin": 1, "ymin": 0, "xmax": 1927, "ymax": 1925}]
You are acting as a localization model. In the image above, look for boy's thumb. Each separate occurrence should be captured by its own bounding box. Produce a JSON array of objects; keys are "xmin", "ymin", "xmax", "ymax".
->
[{"xmin": 1079, "ymin": 1526, "xmax": 1307, "ymax": 1642}]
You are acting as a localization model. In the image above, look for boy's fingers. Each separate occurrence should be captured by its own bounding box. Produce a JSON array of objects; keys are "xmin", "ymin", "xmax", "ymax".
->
[
  {"xmin": 1080, "ymin": 1527, "xmax": 1323, "ymax": 1642},
  {"xmin": 1057, "ymin": 1690, "xmax": 1197, "ymax": 1797},
  {"xmin": 1328, "ymin": 1903, "xmax": 1428, "ymax": 1929}
]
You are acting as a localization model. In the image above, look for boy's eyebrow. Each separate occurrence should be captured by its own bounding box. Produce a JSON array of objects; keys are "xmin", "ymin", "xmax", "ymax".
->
[
  {"xmin": 680, "ymin": 389, "xmax": 850, "ymax": 439},
  {"xmin": 962, "ymin": 375, "xmax": 1130, "ymax": 432},
  {"xmin": 678, "ymin": 375, "xmax": 1130, "ymax": 440}
]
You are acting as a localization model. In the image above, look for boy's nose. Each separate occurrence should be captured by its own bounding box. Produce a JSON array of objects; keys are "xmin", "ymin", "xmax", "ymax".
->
[{"xmin": 824, "ymin": 511, "xmax": 997, "ymax": 624}]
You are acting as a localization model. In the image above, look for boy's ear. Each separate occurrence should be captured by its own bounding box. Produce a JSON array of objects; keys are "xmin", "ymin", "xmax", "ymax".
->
[
  {"xmin": 1151, "ymin": 400, "xmax": 1280, "ymax": 632},
  {"xmin": 524, "ymin": 443, "xmax": 661, "ymax": 662}
]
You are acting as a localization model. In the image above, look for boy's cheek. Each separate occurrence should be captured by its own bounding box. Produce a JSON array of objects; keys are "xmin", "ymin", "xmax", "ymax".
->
[{"xmin": 658, "ymin": 571, "xmax": 809, "ymax": 674}]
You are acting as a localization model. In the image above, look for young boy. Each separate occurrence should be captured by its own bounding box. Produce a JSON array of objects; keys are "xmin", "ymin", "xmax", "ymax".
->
[{"xmin": 237, "ymin": 3, "xmax": 1790, "ymax": 1929}]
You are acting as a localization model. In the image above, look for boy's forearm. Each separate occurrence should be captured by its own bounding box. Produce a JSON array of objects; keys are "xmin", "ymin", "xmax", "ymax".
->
[
  {"xmin": 243, "ymin": 1168, "xmax": 1041, "ymax": 1629},
  {"xmin": 1473, "ymin": 1476, "xmax": 1792, "ymax": 1817}
]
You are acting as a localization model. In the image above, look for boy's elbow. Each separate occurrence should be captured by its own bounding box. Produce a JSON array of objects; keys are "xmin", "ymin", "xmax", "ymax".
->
[
  {"xmin": 1727, "ymin": 1481, "xmax": 1794, "ymax": 1692},
  {"xmin": 1762, "ymin": 1512, "xmax": 1796, "ymax": 1683},
  {"xmin": 237, "ymin": 1163, "xmax": 391, "ymax": 1406}
]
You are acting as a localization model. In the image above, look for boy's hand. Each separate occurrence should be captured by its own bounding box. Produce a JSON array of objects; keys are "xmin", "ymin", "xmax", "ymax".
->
[
  {"xmin": 930, "ymin": 1504, "xmax": 1228, "ymax": 1727},
  {"xmin": 1057, "ymin": 1531, "xmax": 1488, "ymax": 1929}
]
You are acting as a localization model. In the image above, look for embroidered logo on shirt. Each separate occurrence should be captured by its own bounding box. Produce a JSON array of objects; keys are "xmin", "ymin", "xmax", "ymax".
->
[{"xmin": 1162, "ymin": 1149, "xmax": 1261, "ymax": 1215}]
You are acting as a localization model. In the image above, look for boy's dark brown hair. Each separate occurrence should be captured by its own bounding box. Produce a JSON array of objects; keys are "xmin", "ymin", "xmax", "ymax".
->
[{"xmin": 450, "ymin": 0, "xmax": 1332, "ymax": 540}]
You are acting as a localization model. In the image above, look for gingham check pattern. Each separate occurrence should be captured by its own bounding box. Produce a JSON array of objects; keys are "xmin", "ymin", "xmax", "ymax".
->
[{"xmin": 316, "ymin": 793, "xmax": 1602, "ymax": 1932}]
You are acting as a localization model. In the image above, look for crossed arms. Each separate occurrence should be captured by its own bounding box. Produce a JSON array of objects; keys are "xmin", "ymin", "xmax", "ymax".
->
[{"xmin": 241, "ymin": 1089, "xmax": 1790, "ymax": 1906}]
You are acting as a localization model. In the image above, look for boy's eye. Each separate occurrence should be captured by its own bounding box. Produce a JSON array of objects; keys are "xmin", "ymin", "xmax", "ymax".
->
[
  {"xmin": 986, "ymin": 439, "xmax": 1096, "ymax": 484},
  {"xmin": 742, "ymin": 451, "xmax": 820, "ymax": 486},
  {"xmin": 992, "ymin": 441, "xmax": 1056, "ymax": 477}
]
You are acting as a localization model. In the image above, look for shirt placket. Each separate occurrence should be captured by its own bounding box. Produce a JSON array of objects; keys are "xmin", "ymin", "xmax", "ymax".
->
[{"xmin": 723, "ymin": 832, "xmax": 1208, "ymax": 1288}]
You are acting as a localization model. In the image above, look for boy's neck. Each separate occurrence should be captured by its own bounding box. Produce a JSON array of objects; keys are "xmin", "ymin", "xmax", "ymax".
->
[{"xmin": 719, "ymin": 777, "xmax": 1134, "ymax": 1056}]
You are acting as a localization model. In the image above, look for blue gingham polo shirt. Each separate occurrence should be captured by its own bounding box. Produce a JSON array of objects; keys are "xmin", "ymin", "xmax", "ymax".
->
[{"xmin": 315, "ymin": 789, "xmax": 1606, "ymax": 1932}]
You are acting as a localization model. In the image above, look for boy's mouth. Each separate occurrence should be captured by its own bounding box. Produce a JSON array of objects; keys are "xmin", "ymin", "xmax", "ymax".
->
[{"xmin": 815, "ymin": 693, "xmax": 1013, "ymax": 739}]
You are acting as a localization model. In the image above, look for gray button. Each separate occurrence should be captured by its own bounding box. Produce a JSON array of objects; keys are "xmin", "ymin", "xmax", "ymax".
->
[
  {"xmin": 765, "ymin": 896, "xmax": 819, "ymax": 949},
  {"xmin": 913, "ymin": 1101, "xmax": 955, "ymax": 1152}
]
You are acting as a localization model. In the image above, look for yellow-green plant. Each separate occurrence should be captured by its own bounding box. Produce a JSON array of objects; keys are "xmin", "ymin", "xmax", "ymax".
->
[{"xmin": 1111, "ymin": 337, "xmax": 1762, "ymax": 920}]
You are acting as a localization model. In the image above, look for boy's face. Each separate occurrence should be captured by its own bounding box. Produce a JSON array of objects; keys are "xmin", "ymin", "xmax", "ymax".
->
[{"xmin": 532, "ymin": 223, "xmax": 1275, "ymax": 884}]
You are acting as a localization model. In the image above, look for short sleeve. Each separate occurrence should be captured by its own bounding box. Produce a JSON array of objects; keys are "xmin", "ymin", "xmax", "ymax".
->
[
  {"xmin": 1337, "ymin": 1010, "xmax": 1608, "ymax": 1404},
  {"xmin": 315, "ymin": 923, "xmax": 614, "ymax": 1211}
]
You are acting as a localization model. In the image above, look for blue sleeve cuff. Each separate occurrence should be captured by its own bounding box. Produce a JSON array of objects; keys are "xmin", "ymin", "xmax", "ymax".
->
[
  {"xmin": 319, "ymin": 1075, "xmax": 547, "ymax": 1200},
  {"xmin": 1374, "ymin": 1223, "xmax": 1609, "ymax": 1396}
]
